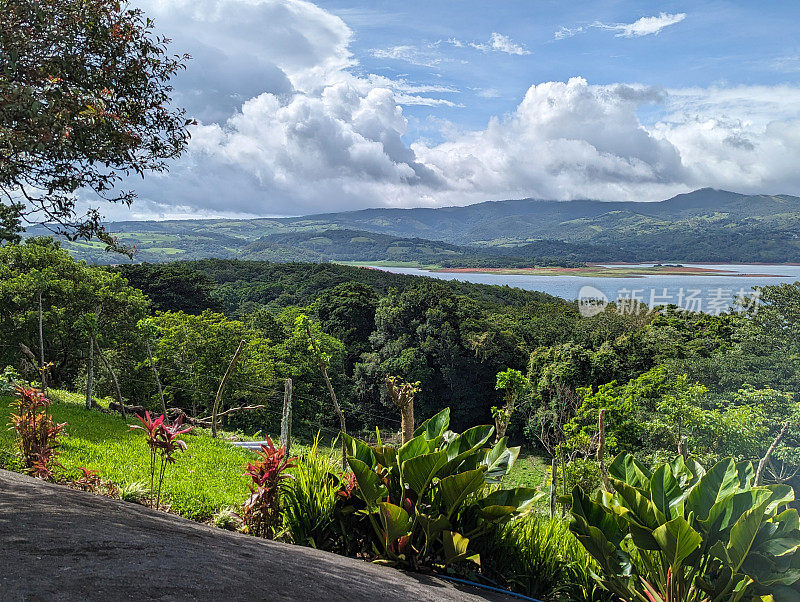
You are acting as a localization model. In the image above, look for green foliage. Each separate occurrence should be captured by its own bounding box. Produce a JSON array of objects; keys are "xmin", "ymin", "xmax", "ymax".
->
[
  {"xmin": 0, "ymin": 0, "xmax": 190, "ymax": 243},
  {"xmin": 476, "ymin": 515, "xmax": 612, "ymax": 601},
  {"xmin": 570, "ymin": 453, "xmax": 800, "ymax": 601},
  {"xmin": 343, "ymin": 408, "xmax": 535, "ymax": 569},
  {"xmin": 0, "ymin": 390, "xmax": 253, "ymax": 519}
]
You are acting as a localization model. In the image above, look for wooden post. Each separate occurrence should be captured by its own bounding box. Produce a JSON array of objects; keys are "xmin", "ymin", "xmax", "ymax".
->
[
  {"xmin": 280, "ymin": 378, "xmax": 293, "ymax": 454},
  {"xmin": 85, "ymin": 337, "xmax": 94, "ymax": 409},
  {"xmin": 38, "ymin": 291, "xmax": 47, "ymax": 394},
  {"xmin": 95, "ymin": 338, "xmax": 125, "ymax": 418},
  {"xmin": 598, "ymin": 409, "xmax": 611, "ymax": 492},
  {"xmin": 212, "ymin": 339, "xmax": 245, "ymax": 438},
  {"xmin": 550, "ymin": 458, "xmax": 557, "ymax": 517},
  {"xmin": 145, "ymin": 339, "xmax": 167, "ymax": 417}
]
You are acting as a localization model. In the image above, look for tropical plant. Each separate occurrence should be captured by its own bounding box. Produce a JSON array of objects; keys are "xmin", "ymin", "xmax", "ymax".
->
[
  {"xmin": 492, "ymin": 368, "xmax": 528, "ymax": 442},
  {"xmin": 283, "ymin": 435, "xmax": 348, "ymax": 550},
  {"xmin": 119, "ymin": 480, "xmax": 149, "ymax": 505},
  {"xmin": 476, "ymin": 514, "xmax": 612, "ymax": 601},
  {"xmin": 569, "ymin": 452, "xmax": 800, "ymax": 601},
  {"xmin": 211, "ymin": 506, "xmax": 242, "ymax": 531},
  {"xmin": 241, "ymin": 437, "xmax": 296, "ymax": 539},
  {"xmin": 130, "ymin": 411, "xmax": 192, "ymax": 509},
  {"xmin": 343, "ymin": 407, "xmax": 537, "ymax": 569},
  {"xmin": 8, "ymin": 385, "xmax": 65, "ymax": 478}
]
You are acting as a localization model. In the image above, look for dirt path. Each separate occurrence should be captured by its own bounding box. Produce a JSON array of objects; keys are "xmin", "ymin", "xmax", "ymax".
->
[{"xmin": 0, "ymin": 470, "xmax": 513, "ymax": 601}]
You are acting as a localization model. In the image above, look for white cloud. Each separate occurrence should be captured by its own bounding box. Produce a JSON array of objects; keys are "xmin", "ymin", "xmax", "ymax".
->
[
  {"xmin": 556, "ymin": 13, "xmax": 686, "ymax": 41},
  {"xmin": 554, "ymin": 26, "xmax": 584, "ymax": 40},
  {"xmin": 371, "ymin": 45, "xmax": 441, "ymax": 68},
  {"xmin": 609, "ymin": 12, "xmax": 687, "ymax": 37},
  {"xmin": 448, "ymin": 33, "xmax": 530, "ymax": 55},
  {"xmin": 85, "ymin": 0, "xmax": 800, "ymax": 220}
]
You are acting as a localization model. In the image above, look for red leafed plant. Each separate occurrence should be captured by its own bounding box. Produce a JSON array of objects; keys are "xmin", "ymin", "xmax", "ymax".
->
[
  {"xmin": 242, "ymin": 437, "xmax": 296, "ymax": 539},
  {"xmin": 74, "ymin": 467, "xmax": 102, "ymax": 492},
  {"xmin": 130, "ymin": 411, "xmax": 192, "ymax": 509},
  {"xmin": 8, "ymin": 385, "xmax": 65, "ymax": 479}
]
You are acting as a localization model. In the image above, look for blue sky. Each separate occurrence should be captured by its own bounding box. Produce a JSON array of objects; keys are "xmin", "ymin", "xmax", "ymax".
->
[{"xmin": 101, "ymin": 0, "xmax": 800, "ymax": 219}]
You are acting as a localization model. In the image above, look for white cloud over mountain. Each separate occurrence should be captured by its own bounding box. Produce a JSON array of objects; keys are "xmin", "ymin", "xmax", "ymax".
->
[{"xmin": 112, "ymin": 0, "xmax": 800, "ymax": 219}]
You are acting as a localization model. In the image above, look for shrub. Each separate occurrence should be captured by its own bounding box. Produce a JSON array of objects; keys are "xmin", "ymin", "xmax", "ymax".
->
[
  {"xmin": 241, "ymin": 437, "xmax": 296, "ymax": 539},
  {"xmin": 8, "ymin": 385, "xmax": 65, "ymax": 478},
  {"xmin": 476, "ymin": 515, "xmax": 612, "ymax": 601},
  {"xmin": 0, "ymin": 366, "xmax": 23, "ymax": 396},
  {"xmin": 283, "ymin": 435, "xmax": 347, "ymax": 550},
  {"xmin": 120, "ymin": 480, "xmax": 150, "ymax": 505},
  {"xmin": 344, "ymin": 408, "xmax": 537, "ymax": 569},
  {"xmin": 570, "ymin": 453, "xmax": 800, "ymax": 601},
  {"xmin": 130, "ymin": 411, "xmax": 193, "ymax": 508},
  {"xmin": 212, "ymin": 506, "xmax": 242, "ymax": 531}
]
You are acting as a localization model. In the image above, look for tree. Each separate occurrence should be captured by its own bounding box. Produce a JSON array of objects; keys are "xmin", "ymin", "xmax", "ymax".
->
[
  {"xmin": 492, "ymin": 368, "xmax": 528, "ymax": 442},
  {"xmin": 0, "ymin": 0, "xmax": 191, "ymax": 245}
]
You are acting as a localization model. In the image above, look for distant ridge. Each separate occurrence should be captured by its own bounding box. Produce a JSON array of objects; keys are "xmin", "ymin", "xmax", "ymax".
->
[{"xmin": 27, "ymin": 189, "xmax": 800, "ymax": 264}]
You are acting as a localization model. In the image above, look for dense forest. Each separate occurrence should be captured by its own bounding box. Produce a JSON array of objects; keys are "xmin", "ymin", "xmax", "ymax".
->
[{"xmin": 3, "ymin": 237, "xmax": 800, "ymax": 497}]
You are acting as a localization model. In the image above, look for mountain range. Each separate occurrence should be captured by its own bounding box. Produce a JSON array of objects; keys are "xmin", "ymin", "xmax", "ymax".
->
[{"xmin": 30, "ymin": 189, "xmax": 800, "ymax": 265}]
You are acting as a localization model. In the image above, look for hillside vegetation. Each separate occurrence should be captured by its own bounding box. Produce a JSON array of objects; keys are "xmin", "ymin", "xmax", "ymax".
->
[{"xmin": 29, "ymin": 188, "xmax": 800, "ymax": 264}]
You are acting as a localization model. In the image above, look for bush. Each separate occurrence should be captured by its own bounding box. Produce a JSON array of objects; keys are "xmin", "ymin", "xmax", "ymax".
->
[
  {"xmin": 241, "ymin": 437, "xmax": 296, "ymax": 539},
  {"xmin": 120, "ymin": 480, "xmax": 149, "ymax": 505},
  {"xmin": 283, "ymin": 435, "xmax": 348, "ymax": 550},
  {"xmin": 211, "ymin": 506, "xmax": 242, "ymax": 531},
  {"xmin": 8, "ymin": 386, "xmax": 65, "ymax": 478},
  {"xmin": 570, "ymin": 453, "xmax": 800, "ymax": 601},
  {"xmin": 476, "ymin": 515, "xmax": 612, "ymax": 601},
  {"xmin": 344, "ymin": 408, "xmax": 537, "ymax": 569}
]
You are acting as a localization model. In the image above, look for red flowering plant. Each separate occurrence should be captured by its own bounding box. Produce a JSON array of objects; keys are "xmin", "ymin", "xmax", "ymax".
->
[
  {"xmin": 242, "ymin": 437, "xmax": 296, "ymax": 539},
  {"xmin": 130, "ymin": 411, "xmax": 192, "ymax": 509},
  {"xmin": 8, "ymin": 386, "xmax": 66, "ymax": 479}
]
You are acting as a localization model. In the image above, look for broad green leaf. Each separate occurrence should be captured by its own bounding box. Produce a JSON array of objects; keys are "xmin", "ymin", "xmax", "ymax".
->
[
  {"xmin": 378, "ymin": 502, "xmax": 411, "ymax": 546},
  {"xmin": 479, "ymin": 487, "xmax": 538, "ymax": 515},
  {"xmin": 439, "ymin": 469, "xmax": 486, "ymax": 516},
  {"xmin": 401, "ymin": 450, "xmax": 448, "ymax": 495},
  {"xmin": 702, "ymin": 489, "xmax": 772, "ymax": 546},
  {"xmin": 483, "ymin": 438, "xmax": 520, "ymax": 484},
  {"xmin": 609, "ymin": 453, "xmax": 652, "ymax": 491},
  {"xmin": 727, "ymin": 497, "xmax": 772, "ymax": 571},
  {"xmin": 371, "ymin": 445, "xmax": 398, "ymax": 471},
  {"xmin": 735, "ymin": 460, "xmax": 755, "ymax": 489},
  {"xmin": 653, "ymin": 516, "xmax": 702, "ymax": 569},
  {"xmin": 417, "ymin": 513, "xmax": 450, "ymax": 541},
  {"xmin": 651, "ymin": 464, "xmax": 685, "ymax": 520},
  {"xmin": 397, "ymin": 435, "xmax": 430, "ymax": 467},
  {"xmin": 442, "ymin": 530, "xmax": 479, "ymax": 565},
  {"xmin": 413, "ymin": 408, "xmax": 450, "ymax": 439},
  {"xmin": 611, "ymin": 478, "xmax": 663, "ymax": 530},
  {"xmin": 686, "ymin": 458, "xmax": 740, "ymax": 521},
  {"xmin": 342, "ymin": 433, "xmax": 375, "ymax": 467},
  {"xmin": 478, "ymin": 505, "xmax": 517, "ymax": 520},
  {"xmin": 570, "ymin": 486, "xmax": 627, "ymax": 548},
  {"xmin": 445, "ymin": 425, "xmax": 494, "ymax": 461},
  {"xmin": 347, "ymin": 457, "xmax": 387, "ymax": 506}
]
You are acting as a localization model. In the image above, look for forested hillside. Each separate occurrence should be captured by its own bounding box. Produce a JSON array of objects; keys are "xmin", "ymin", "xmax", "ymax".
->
[
  {"xmin": 4, "ymin": 238, "xmax": 799, "ymax": 469},
  {"xmin": 29, "ymin": 188, "xmax": 800, "ymax": 264}
]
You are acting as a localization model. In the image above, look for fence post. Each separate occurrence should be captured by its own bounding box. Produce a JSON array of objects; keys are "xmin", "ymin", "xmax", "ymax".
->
[
  {"xmin": 280, "ymin": 378, "xmax": 292, "ymax": 454},
  {"xmin": 550, "ymin": 458, "xmax": 557, "ymax": 517}
]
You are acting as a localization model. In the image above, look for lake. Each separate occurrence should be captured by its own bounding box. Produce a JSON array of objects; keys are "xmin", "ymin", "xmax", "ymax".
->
[{"xmin": 371, "ymin": 264, "xmax": 800, "ymax": 313}]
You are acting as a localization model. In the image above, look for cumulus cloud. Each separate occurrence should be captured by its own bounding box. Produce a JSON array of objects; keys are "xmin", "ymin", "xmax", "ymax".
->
[
  {"xmin": 91, "ymin": 0, "xmax": 800, "ymax": 220},
  {"xmin": 556, "ymin": 13, "xmax": 686, "ymax": 41}
]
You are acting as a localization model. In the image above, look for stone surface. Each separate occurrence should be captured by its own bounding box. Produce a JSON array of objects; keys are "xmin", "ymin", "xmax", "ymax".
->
[{"xmin": 0, "ymin": 469, "xmax": 513, "ymax": 601}]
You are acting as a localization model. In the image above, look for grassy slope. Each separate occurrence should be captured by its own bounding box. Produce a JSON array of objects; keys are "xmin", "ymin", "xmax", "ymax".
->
[
  {"xmin": 1, "ymin": 390, "xmax": 549, "ymax": 518},
  {"xmin": 0, "ymin": 390, "xmax": 253, "ymax": 520}
]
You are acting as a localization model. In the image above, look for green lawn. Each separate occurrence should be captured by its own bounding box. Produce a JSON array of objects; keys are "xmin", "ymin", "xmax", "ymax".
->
[
  {"xmin": 0, "ymin": 390, "xmax": 254, "ymax": 520},
  {"xmin": 505, "ymin": 451, "xmax": 550, "ymax": 489}
]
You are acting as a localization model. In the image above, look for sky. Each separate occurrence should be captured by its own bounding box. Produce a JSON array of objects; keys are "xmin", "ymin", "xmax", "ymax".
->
[{"xmin": 100, "ymin": 0, "xmax": 800, "ymax": 220}]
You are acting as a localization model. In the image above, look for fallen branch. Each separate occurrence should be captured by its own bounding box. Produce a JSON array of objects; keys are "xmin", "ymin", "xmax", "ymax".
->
[
  {"xmin": 755, "ymin": 420, "xmax": 791, "ymax": 486},
  {"xmin": 109, "ymin": 401, "xmax": 147, "ymax": 418}
]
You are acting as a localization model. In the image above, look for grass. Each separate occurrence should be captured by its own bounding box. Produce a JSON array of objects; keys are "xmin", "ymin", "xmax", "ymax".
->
[
  {"xmin": 505, "ymin": 451, "xmax": 550, "ymax": 489},
  {"xmin": 0, "ymin": 390, "xmax": 254, "ymax": 520}
]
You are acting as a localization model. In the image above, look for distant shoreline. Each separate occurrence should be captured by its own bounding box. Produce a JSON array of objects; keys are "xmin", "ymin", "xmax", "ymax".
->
[{"xmin": 348, "ymin": 262, "xmax": 793, "ymax": 278}]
